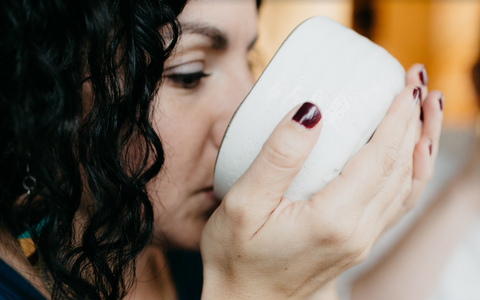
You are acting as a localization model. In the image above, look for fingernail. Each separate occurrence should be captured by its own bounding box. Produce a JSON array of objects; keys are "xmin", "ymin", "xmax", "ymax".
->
[
  {"xmin": 439, "ymin": 94, "xmax": 444, "ymax": 111},
  {"xmin": 429, "ymin": 140, "xmax": 433, "ymax": 156},
  {"xmin": 413, "ymin": 87, "xmax": 422, "ymax": 102},
  {"xmin": 420, "ymin": 107, "xmax": 424, "ymax": 121},
  {"xmin": 292, "ymin": 102, "xmax": 322, "ymax": 129},
  {"xmin": 419, "ymin": 67, "xmax": 428, "ymax": 86}
]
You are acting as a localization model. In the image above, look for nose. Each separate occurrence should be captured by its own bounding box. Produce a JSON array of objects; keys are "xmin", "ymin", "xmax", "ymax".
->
[{"xmin": 211, "ymin": 62, "xmax": 255, "ymax": 149}]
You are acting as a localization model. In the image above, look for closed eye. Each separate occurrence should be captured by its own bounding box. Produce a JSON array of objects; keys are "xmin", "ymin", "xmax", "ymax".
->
[{"xmin": 165, "ymin": 71, "xmax": 211, "ymax": 90}]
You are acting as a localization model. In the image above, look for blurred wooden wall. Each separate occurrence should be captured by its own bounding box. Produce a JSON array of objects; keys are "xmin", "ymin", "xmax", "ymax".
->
[
  {"xmin": 252, "ymin": 0, "xmax": 354, "ymax": 77},
  {"xmin": 256, "ymin": 0, "xmax": 480, "ymax": 128},
  {"xmin": 373, "ymin": 0, "xmax": 480, "ymax": 128}
]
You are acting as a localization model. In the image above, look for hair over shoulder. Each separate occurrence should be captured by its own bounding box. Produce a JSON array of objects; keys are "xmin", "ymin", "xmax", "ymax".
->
[{"xmin": 0, "ymin": 0, "xmax": 187, "ymax": 299}]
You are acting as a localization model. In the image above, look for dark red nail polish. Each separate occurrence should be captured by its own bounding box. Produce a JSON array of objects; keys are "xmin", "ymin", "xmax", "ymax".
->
[
  {"xmin": 292, "ymin": 102, "xmax": 322, "ymax": 129},
  {"xmin": 419, "ymin": 67, "xmax": 428, "ymax": 86},
  {"xmin": 413, "ymin": 87, "xmax": 422, "ymax": 102},
  {"xmin": 420, "ymin": 107, "xmax": 424, "ymax": 121},
  {"xmin": 439, "ymin": 95, "xmax": 444, "ymax": 111}
]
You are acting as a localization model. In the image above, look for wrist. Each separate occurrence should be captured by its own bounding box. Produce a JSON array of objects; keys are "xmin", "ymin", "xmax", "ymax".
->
[
  {"xmin": 306, "ymin": 279, "xmax": 339, "ymax": 300},
  {"xmin": 201, "ymin": 268, "xmax": 292, "ymax": 300}
]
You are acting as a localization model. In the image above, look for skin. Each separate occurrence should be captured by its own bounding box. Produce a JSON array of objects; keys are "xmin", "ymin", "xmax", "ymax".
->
[
  {"xmin": 200, "ymin": 81, "xmax": 436, "ymax": 300},
  {"xmin": 128, "ymin": 0, "xmax": 443, "ymax": 299},
  {"xmin": 128, "ymin": 1, "xmax": 258, "ymax": 298},
  {"xmin": 0, "ymin": 0, "xmax": 444, "ymax": 299},
  {"xmin": 314, "ymin": 89, "xmax": 446, "ymax": 300},
  {"xmin": 1, "ymin": 2, "xmax": 257, "ymax": 300},
  {"xmin": 1, "ymin": 2, "xmax": 259, "ymax": 300},
  {"xmin": 0, "ymin": 230, "xmax": 49, "ymax": 299},
  {"xmin": 147, "ymin": 0, "xmax": 258, "ymax": 250},
  {"xmin": 352, "ymin": 132, "xmax": 480, "ymax": 300},
  {"xmin": 1, "ymin": 0, "xmax": 443, "ymax": 299}
]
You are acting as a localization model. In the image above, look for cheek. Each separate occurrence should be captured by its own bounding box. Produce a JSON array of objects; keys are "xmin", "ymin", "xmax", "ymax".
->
[
  {"xmin": 156, "ymin": 117, "xmax": 210, "ymax": 179},
  {"xmin": 153, "ymin": 94, "xmax": 215, "ymax": 169},
  {"xmin": 148, "ymin": 88, "xmax": 221, "ymax": 248},
  {"xmin": 152, "ymin": 91, "xmax": 210, "ymax": 145},
  {"xmin": 147, "ymin": 99, "xmax": 210, "ymax": 201}
]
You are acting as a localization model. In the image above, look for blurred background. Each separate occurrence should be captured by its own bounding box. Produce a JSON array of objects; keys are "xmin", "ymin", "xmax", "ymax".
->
[
  {"xmin": 254, "ymin": 0, "xmax": 480, "ymax": 128},
  {"xmin": 253, "ymin": 1, "xmax": 480, "ymax": 299}
]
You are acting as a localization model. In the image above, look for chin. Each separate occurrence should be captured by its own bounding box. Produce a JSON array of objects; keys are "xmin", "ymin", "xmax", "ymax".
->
[
  {"xmin": 158, "ymin": 220, "xmax": 207, "ymax": 251},
  {"xmin": 168, "ymin": 233, "xmax": 203, "ymax": 251},
  {"xmin": 153, "ymin": 198, "xmax": 218, "ymax": 251}
]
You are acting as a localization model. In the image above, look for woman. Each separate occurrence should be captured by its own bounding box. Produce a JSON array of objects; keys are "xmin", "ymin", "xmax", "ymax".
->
[
  {"xmin": 127, "ymin": 1, "xmax": 444, "ymax": 299},
  {"xmin": 0, "ymin": 0, "xmax": 443, "ymax": 299}
]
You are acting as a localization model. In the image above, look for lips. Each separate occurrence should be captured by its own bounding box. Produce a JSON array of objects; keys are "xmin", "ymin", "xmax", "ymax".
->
[
  {"xmin": 198, "ymin": 186, "xmax": 221, "ymax": 218},
  {"xmin": 201, "ymin": 186, "xmax": 221, "ymax": 203}
]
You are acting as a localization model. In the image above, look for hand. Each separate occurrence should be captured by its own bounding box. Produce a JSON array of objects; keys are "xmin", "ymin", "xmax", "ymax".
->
[
  {"xmin": 313, "ymin": 64, "xmax": 444, "ymax": 299},
  {"xmin": 201, "ymin": 64, "xmax": 442, "ymax": 300},
  {"xmin": 307, "ymin": 279, "xmax": 339, "ymax": 300},
  {"xmin": 388, "ymin": 64, "xmax": 444, "ymax": 226}
]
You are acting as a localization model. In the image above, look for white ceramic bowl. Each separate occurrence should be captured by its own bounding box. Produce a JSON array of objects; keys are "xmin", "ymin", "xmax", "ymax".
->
[{"xmin": 214, "ymin": 16, "xmax": 405, "ymax": 201}]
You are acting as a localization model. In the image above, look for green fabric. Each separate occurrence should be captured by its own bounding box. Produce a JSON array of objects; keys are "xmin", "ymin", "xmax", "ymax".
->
[{"xmin": 18, "ymin": 218, "xmax": 47, "ymax": 239}]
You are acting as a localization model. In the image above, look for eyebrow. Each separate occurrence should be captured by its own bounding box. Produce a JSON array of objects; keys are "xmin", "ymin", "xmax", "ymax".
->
[
  {"xmin": 180, "ymin": 23, "xmax": 258, "ymax": 52},
  {"xmin": 181, "ymin": 23, "xmax": 229, "ymax": 51}
]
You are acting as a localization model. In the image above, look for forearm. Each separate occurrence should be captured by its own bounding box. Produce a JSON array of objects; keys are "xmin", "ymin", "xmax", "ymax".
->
[{"xmin": 351, "ymin": 177, "xmax": 480, "ymax": 300}]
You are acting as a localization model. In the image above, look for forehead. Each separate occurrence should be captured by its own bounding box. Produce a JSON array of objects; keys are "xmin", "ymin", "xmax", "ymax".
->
[{"xmin": 178, "ymin": 0, "xmax": 258, "ymax": 41}]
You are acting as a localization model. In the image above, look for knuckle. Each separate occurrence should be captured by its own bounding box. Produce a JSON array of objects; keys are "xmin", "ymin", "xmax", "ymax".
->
[
  {"xmin": 396, "ymin": 178, "xmax": 415, "ymax": 211},
  {"xmin": 319, "ymin": 217, "xmax": 357, "ymax": 246},
  {"xmin": 338, "ymin": 236, "xmax": 369, "ymax": 265},
  {"xmin": 311, "ymin": 213, "xmax": 369, "ymax": 265},
  {"xmin": 350, "ymin": 244, "xmax": 370, "ymax": 265},
  {"xmin": 221, "ymin": 191, "xmax": 248, "ymax": 226},
  {"xmin": 379, "ymin": 145, "xmax": 399, "ymax": 176},
  {"xmin": 395, "ymin": 180, "xmax": 413, "ymax": 209},
  {"xmin": 262, "ymin": 141, "xmax": 302, "ymax": 171},
  {"xmin": 399, "ymin": 158, "xmax": 413, "ymax": 179}
]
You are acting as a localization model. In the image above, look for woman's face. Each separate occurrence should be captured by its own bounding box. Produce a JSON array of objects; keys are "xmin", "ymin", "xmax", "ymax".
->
[{"xmin": 148, "ymin": 0, "xmax": 258, "ymax": 250}]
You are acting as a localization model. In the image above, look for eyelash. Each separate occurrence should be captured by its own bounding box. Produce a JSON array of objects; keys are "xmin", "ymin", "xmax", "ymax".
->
[{"xmin": 165, "ymin": 71, "xmax": 211, "ymax": 89}]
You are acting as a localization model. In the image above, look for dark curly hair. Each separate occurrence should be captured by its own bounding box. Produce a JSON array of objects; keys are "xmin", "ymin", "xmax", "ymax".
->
[{"xmin": 0, "ymin": 0, "xmax": 186, "ymax": 299}]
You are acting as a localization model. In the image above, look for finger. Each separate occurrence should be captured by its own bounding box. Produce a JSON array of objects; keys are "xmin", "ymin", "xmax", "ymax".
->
[
  {"xmin": 364, "ymin": 113, "xmax": 421, "ymax": 240},
  {"xmin": 401, "ymin": 136, "xmax": 433, "ymax": 210},
  {"xmin": 405, "ymin": 64, "xmax": 428, "ymax": 142},
  {"xmin": 420, "ymin": 91, "xmax": 444, "ymax": 155},
  {"xmin": 225, "ymin": 102, "xmax": 323, "ymax": 222},
  {"xmin": 406, "ymin": 64, "xmax": 428, "ymax": 86},
  {"xmin": 374, "ymin": 91, "xmax": 444, "ymax": 229},
  {"xmin": 362, "ymin": 91, "xmax": 419, "ymax": 230},
  {"xmin": 341, "ymin": 162, "xmax": 415, "ymax": 266},
  {"xmin": 402, "ymin": 91, "xmax": 444, "ymax": 209},
  {"xmin": 373, "ymin": 121, "xmax": 421, "ymax": 232},
  {"xmin": 312, "ymin": 85, "xmax": 420, "ymax": 213},
  {"xmin": 345, "ymin": 159, "xmax": 415, "ymax": 257},
  {"xmin": 372, "ymin": 175, "xmax": 413, "ymax": 242},
  {"xmin": 406, "ymin": 64, "xmax": 429, "ymax": 99},
  {"xmin": 406, "ymin": 65, "xmax": 428, "ymax": 135}
]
